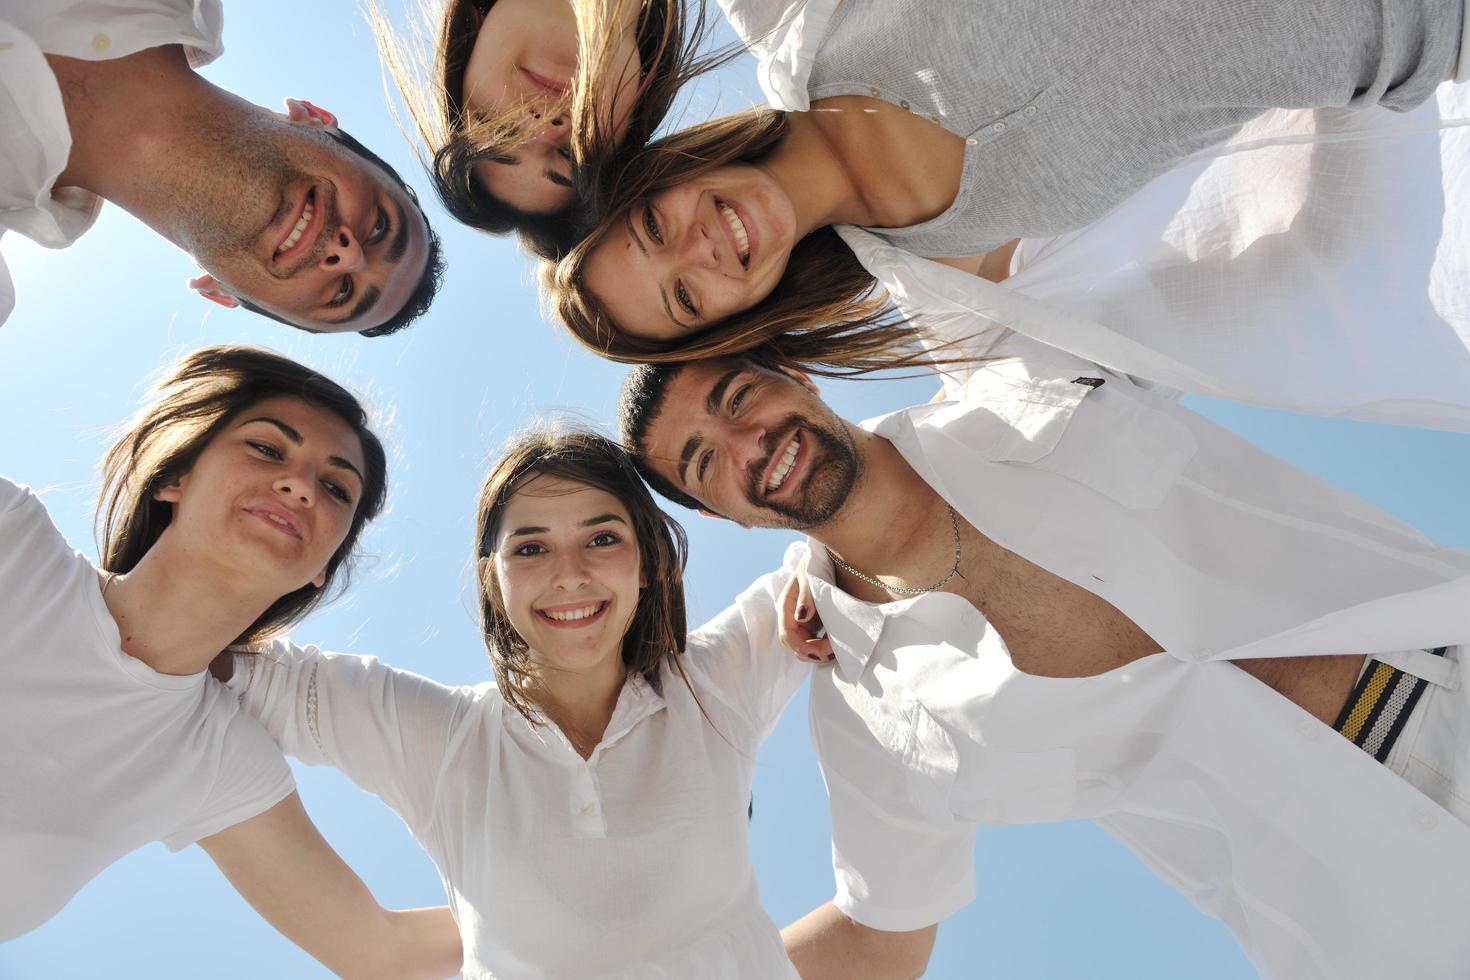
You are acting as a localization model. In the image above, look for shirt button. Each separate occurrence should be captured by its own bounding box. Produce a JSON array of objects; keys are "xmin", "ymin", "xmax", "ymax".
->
[
  {"xmin": 1410, "ymin": 805, "xmax": 1439, "ymax": 830},
  {"xmin": 965, "ymin": 137, "xmax": 978, "ymax": 146},
  {"xmin": 991, "ymin": 121, "xmax": 1007, "ymax": 134},
  {"xmin": 1023, "ymin": 105, "xmax": 1038, "ymax": 117},
  {"xmin": 579, "ymin": 801, "xmax": 598, "ymax": 817},
  {"xmin": 868, "ymin": 87, "xmax": 881, "ymax": 98},
  {"xmin": 91, "ymin": 33, "xmax": 111, "ymax": 53}
]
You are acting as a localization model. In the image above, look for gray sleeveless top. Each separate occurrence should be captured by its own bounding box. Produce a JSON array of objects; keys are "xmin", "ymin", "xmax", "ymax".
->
[{"xmin": 805, "ymin": 0, "xmax": 1462, "ymax": 255}]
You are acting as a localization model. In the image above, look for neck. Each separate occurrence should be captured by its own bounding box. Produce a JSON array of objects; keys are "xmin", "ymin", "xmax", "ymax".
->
[
  {"xmin": 102, "ymin": 537, "xmax": 287, "ymax": 677},
  {"xmin": 527, "ymin": 648, "xmax": 629, "ymax": 755},
  {"xmin": 757, "ymin": 111, "xmax": 872, "ymax": 236},
  {"xmin": 811, "ymin": 429, "xmax": 951, "ymax": 591},
  {"xmin": 49, "ymin": 45, "xmax": 253, "ymax": 245}
]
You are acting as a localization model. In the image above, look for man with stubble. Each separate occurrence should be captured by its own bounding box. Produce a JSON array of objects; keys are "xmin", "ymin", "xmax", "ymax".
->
[{"xmin": 620, "ymin": 326, "xmax": 1470, "ymax": 980}]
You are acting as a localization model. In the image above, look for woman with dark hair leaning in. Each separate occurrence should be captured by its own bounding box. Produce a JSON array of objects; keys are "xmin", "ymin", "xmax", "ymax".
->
[
  {"xmin": 370, "ymin": 0, "xmax": 735, "ymax": 257},
  {"xmin": 547, "ymin": 0, "xmax": 1470, "ymax": 431},
  {"xmin": 0, "ymin": 345, "xmax": 461, "ymax": 976},
  {"xmin": 222, "ymin": 427, "xmax": 873, "ymax": 979}
]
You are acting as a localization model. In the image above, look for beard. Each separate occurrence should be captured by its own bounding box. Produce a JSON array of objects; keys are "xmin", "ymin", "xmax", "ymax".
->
[
  {"xmin": 743, "ymin": 413, "xmax": 859, "ymax": 529},
  {"xmin": 165, "ymin": 111, "xmax": 313, "ymax": 267}
]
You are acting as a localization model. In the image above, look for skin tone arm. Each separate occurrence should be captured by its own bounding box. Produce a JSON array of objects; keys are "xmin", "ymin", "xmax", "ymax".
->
[
  {"xmin": 784, "ymin": 902, "xmax": 937, "ymax": 980},
  {"xmin": 199, "ymin": 793, "xmax": 462, "ymax": 980}
]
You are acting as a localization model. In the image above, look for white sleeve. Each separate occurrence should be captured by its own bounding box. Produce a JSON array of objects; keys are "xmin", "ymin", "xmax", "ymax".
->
[
  {"xmin": 682, "ymin": 543, "xmax": 812, "ymax": 744},
  {"xmin": 808, "ymin": 675, "xmax": 976, "ymax": 932},
  {"xmin": 227, "ymin": 640, "xmax": 469, "ymax": 834},
  {"xmin": 161, "ymin": 709, "xmax": 296, "ymax": 852}
]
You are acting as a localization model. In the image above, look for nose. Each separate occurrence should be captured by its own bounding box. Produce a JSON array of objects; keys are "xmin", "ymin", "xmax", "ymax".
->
[
  {"xmin": 273, "ymin": 469, "xmax": 316, "ymax": 508},
  {"xmin": 319, "ymin": 225, "xmax": 365, "ymax": 273},
  {"xmin": 549, "ymin": 546, "xmax": 591, "ymax": 590},
  {"xmin": 530, "ymin": 110, "xmax": 570, "ymax": 141},
  {"xmin": 677, "ymin": 219, "xmax": 719, "ymax": 270},
  {"xmin": 730, "ymin": 418, "xmax": 770, "ymax": 471}
]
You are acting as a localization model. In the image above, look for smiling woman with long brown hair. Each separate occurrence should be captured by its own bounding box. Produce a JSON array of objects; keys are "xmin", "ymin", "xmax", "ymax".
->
[
  {"xmin": 0, "ymin": 345, "xmax": 461, "ymax": 976},
  {"xmin": 223, "ymin": 425, "xmax": 831, "ymax": 978}
]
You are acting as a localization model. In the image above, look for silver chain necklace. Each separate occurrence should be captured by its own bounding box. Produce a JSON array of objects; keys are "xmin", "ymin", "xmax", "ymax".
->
[{"xmin": 828, "ymin": 505, "xmax": 962, "ymax": 597}]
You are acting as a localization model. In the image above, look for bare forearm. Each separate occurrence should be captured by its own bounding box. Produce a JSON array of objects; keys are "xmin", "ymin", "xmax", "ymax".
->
[
  {"xmin": 381, "ymin": 906, "xmax": 463, "ymax": 980},
  {"xmin": 783, "ymin": 902, "xmax": 936, "ymax": 980}
]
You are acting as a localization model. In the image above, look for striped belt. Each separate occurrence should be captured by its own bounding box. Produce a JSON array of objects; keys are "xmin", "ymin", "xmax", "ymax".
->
[{"xmin": 1334, "ymin": 648, "xmax": 1449, "ymax": 762}]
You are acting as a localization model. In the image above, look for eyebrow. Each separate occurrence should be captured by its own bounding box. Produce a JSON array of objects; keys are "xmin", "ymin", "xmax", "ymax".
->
[
  {"xmin": 491, "ymin": 155, "xmax": 573, "ymax": 188},
  {"xmin": 238, "ymin": 416, "xmax": 365, "ymax": 487},
  {"xmin": 623, "ymin": 207, "xmax": 684, "ymax": 331},
  {"xmin": 674, "ymin": 368, "xmax": 741, "ymax": 487},
  {"xmin": 506, "ymin": 513, "xmax": 629, "ymax": 538}
]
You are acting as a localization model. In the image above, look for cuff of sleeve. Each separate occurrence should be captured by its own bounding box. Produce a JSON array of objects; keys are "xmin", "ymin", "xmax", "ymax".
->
[
  {"xmin": 160, "ymin": 774, "xmax": 296, "ymax": 852},
  {"xmin": 832, "ymin": 873, "xmax": 974, "ymax": 933}
]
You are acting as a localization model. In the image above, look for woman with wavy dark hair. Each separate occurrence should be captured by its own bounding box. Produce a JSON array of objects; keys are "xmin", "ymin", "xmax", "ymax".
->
[
  {"xmin": 224, "ymin": 426, "xmax": 835, "ymax": 978},
  {"xmin": 370, "ymin": 0, "xmax": 734, "ymax": 257},
  {"xmin": 546, "ymin": 0, "xmax": 1470, "ymax": 431},
  {"xmin": 0, "ymin": 345, "xmax": 461, "ymax": 976}
]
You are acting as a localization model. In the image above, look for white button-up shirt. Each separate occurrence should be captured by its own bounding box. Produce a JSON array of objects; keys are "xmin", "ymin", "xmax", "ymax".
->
[
  {"xmin": 229, "ymin": 570, "xmax": 809, "ymax": 980},
  {"xmin": 0, "ymin": 0, "xmax": 223, "ymax": 325},
  {"xmin": 828, "ymin": 78, "xmax": 1470, "ymax": 431},
  {"xmin": 799, "ymin": 331, "xmax": 1470, "ymax": 977}
]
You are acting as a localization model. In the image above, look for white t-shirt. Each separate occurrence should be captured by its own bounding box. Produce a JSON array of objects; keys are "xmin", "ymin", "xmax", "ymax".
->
[
  {"xmin": 0, "ymin": 0, "xmax": 224, "ymax": 325},
  {"xmin": 228, "ymin": 567, "xmax": 810, "ymax": 980},
  {"xmin": 0, "ymin": 477, "xmax": 295, "ymax": 941}
]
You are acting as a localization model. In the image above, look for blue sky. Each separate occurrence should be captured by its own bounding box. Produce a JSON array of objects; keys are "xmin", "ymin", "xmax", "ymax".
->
[{"xmin": 3, "ymin": 3, "xmax": 1468, "ymax": 977}]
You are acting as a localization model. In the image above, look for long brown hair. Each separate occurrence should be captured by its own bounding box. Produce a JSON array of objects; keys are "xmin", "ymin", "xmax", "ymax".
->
[
  {"xmin": 370, "ymin": 0, "xmax": 738, "ymax": 258},
  {"xmin": 97, "ymin": 345, "xmax": 389, "ymax": 648},
  {"xmin": 544, "ymin": 107, "xmax": 964, "ymax": 377},
  {"xmin": 473, "ymin": 425, "xmax": 694, "ymax": 724}
]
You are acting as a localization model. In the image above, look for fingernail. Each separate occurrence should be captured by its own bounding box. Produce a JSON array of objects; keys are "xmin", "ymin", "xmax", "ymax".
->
[
  {"xmin": 796, "ymin": 604, "xmax": 808, "ymax": 620},
  {"xmin": 806, "ymin": 654, "xmax": 824, "ymax": 662},
  {"xmin": 824, "ymin": 654, "xmax": 836, "ymax": 662}
]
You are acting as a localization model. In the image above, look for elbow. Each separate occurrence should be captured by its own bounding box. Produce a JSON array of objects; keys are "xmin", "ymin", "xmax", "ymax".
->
[{"xmin": 869, "ymin": 922, "xmax": 937, "ymax": 979}]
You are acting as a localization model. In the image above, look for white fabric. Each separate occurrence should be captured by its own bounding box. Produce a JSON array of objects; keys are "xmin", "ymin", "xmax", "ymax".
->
[
  {"xmin": 228, "ymin": 569, "xmax": 809, "ymax": 980},
  {"xmin": 1383, "ymin": 646, "xmax": 1470, "ymax": 822},
  {"xmin": 832, "ymin": 79, "xmax": 1470, "ymax": 431},
  {"xmin": 714, "ymin": 0, "xmax": 837, "ymax": 112},
  {"xmin": 0, "ymin": 477, "xmax": 296, "ymax": 941},
  {"xmin": 0, "ymin": 0, "xmax": 223, "ymax": 325},
  {"xmin": 796, "ymin": 331, "xmax": 1470, "ymax": 976}
]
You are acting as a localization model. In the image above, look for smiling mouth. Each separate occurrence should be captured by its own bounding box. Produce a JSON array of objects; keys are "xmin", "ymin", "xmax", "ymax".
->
[
  {"xmin": 715, "ymin": 198, "xmax": 750, "ymax": 268},
  {"xmin": 765, "ymin": 431, "xmax": 801, "ymax": 494},
  {"xmin": 537, "ymin": 601, "xmax": 610, "ymax": 626},
  {"xmin": 247, "ymin": 507, "xmax": 302, "ymax": 539},
  {"xmin": 273, "ymin": 187, "xmax": 321, "ymax": 265}
]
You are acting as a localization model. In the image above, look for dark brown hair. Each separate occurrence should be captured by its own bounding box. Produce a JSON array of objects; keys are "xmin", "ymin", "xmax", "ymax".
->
[
  {"xmin": 545, "ymin": 107, "xmax": 965, "ymax": 377},
  {"xmin": 97, "ymin": 345, "xmax": 389, "ymax": 647},
  {"xmin": 371, "ymin": 0, "xmax": 739, "ymax": 258},
  {"xmin": 473, "ymin": 425, "xmax": 693, "ymax": 723}
]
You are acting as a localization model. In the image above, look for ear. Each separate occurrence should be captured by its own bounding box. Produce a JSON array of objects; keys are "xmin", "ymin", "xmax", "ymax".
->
[
  {"xmin": 477, "ymin": 556, "xmax": 496, "ymax": 595},
  {"xmin": 283, "ymin": 98, "xmax": 338, "ymax": 130},
  {"xmin": 698, "ymin": 508, "xmax": 750, "ymax": 530},
  {"xmin": 152, "ymin": 477, "xmax": 185, "ymax": 503},
  {"xmin": 311, "ymin": 567, "xmax": 328, "ymax": 589},
  {"xmin": 187, "ymin": 273, "xmax": 240, "ymax": 309},
  {"xmin": 778, "ymin": 365, "xmax": 820, "ymax": 395}
]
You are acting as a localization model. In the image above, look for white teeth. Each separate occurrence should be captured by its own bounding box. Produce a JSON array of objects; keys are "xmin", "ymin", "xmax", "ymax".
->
[
  {"xmin": 275, "ymin": 201, "xmax": 313, "ymax": 256},
  {"xmin": 717, "ymin": 201, "xmax": 749, "ymax": 266},
  {"xmin": 543, "ymin": 603, "xmax": 604, "ymax": 622},
  {"xmin": 767, "ymin": 433, "xmax": 800, "ymax": 492}
]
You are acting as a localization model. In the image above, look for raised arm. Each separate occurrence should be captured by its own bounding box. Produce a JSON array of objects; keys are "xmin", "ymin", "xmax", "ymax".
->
[
  {"xmin": 783, "ymin": 902, "xmax": 936, "ymax": 980},
  {"xmin": 199, "ymin": 792, "xmax": 461, "ymax": 980}
]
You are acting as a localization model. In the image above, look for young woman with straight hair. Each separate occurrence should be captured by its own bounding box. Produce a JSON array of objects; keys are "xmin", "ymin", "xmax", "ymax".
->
[
  {"xmin": 546, "ymin": 0, "xmax": 1470, "ymax": 431},
  {"xmin": 0, "ymin": 345, "xmax": 462, "ymax": 977},
  {"xmin": 222, "ymin": 427, "xmax": 873, "ymax": 979},
  {"xmin": 370, "ymin": 0, "xmax": 737, "ymax": 257}
]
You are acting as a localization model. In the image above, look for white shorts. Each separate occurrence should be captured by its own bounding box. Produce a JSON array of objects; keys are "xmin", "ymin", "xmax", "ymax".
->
[{"xmin": 1382, "ymin": 645, "xmax": 1470, "ymax": 823}]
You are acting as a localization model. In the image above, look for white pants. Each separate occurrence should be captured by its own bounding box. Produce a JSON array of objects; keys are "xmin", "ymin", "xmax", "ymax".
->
[{"xmin": 1383, "ymin": 645, "xmax": 1470, "ymax": 823}]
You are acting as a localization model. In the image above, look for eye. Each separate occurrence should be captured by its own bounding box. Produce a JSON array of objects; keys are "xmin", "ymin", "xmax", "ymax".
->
[
  {"xmin": 557, "ymin": 146, "xmax": 573, "ymax": 162},
  {"xmin": 642, "ymin": 204, "xmax": 663, "ymax": 246},
  {"xmin": 247, "ymin": 440, "xmax": 283, "ymax": 460},
  {"xmin": 366, "ymin": 207, "xmax": 390, "ymax": 245},
  {"xmin": 729, "ymin": 384, "xmax": 750, "ymax": 414},
  {"xmin": 674, "ymin": 280, "xmax": 698, "ymax": 317},
  {"xmin": 696, "ymin": 448, "xmax": 713, "ymax": 484},
  {"xmin": 589, "ymin": 531, "xmax": 621, "ymax": 547},
  {"xmin": 513, "ymin": 542, "xmax": 546, "ymax": 557},
  {"xmin": 329, "ymin": 277, "xmax": 353, "ymax": 308},
  {"xmin": 322, "ymin": 479, "xmax": 353, "ymax": 505}
]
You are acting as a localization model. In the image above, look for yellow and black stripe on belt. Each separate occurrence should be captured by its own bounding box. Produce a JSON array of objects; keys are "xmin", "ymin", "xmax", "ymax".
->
[{"xmin": 1333, "ymin": 648, "xmax": 1449, "ymax": 762}]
